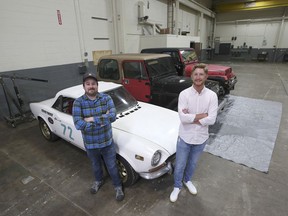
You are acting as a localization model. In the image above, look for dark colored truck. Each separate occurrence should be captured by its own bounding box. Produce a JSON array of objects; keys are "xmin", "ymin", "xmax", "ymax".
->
[
  {"xmin": 96, "ymin": 53, "xmax": 222, "ymax": 111},
  {"xmin": 141, "ymin": 47, "xmax": 237, "ymax": 95}
]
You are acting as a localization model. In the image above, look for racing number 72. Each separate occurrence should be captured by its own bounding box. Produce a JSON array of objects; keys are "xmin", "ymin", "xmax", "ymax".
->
[{"xmin": 61, "ymin": 124, "xmax": 74, "ymax": 140}]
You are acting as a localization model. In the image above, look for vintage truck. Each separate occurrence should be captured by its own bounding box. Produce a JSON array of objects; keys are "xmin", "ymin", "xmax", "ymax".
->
[
  {"xmin": 141, "ymin": 47, "xmax": 237, "ymax": 94},
  {"xmin": 96, "ymin": 53, "xmax": 223, "ymax": 111}
]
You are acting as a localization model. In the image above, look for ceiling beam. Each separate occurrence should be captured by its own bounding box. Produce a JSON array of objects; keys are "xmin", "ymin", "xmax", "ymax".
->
[{"xmin": 214, "ymin": 0, "xmax": 288, "ymax": 13}]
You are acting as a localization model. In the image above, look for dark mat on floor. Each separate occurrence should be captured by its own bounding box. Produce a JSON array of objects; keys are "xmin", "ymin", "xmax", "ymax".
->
[{"xmin": 205, "ymin": 95, "xmax": 282, "ymax": 173}]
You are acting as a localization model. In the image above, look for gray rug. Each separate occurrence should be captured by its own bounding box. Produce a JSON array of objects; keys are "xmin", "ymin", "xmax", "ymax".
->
[{"xmin": 205, "ymin": 95, "xmax": 282, "ymax": 173}]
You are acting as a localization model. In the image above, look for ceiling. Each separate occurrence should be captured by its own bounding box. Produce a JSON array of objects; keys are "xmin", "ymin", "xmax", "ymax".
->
[{"xmin": 212, "ymin": 0, "xmax": 288, "ymax": 13}]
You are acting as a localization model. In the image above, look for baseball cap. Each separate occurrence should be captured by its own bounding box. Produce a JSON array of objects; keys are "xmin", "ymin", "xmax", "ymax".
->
[{"xmin": 83, "ymin": 72, "xmax": 98, "ymax": 82}]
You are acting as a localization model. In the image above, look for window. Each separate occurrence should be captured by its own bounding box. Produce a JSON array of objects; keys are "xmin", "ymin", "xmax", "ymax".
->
[
  {"xmin": 52, "ymin": 96, "xmax": 62, "ymax": 111},
  {"xmin": 106, "ymin": 86, "xmax": 137, "ymax": 113},
  {"xmin": 181, "ymin": 50, "xmax": 198, "ymax": 61},
  {"xmin": 52, "ymin": 96, "xmax": 74, "ymax": 115},
  {"xmin": 145, "ymin": 57, "xmax": 176, "ymax": 77},
  {"xmin": 123, "ymin": 61, "xmax": 147, "ymax": 79},
  {"xmin": 98, "ymin": 59, "xmax": 120, "ymax": 80}
]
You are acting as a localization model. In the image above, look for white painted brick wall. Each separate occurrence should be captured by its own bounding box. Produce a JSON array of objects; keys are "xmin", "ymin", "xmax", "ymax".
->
[
  {"xmin": 0, "ymin": 0, "xmax": 213, "ymax": 72},
  {"xmin": 0, "ymin": 0, "xmax": 112, "ymax": 72}
]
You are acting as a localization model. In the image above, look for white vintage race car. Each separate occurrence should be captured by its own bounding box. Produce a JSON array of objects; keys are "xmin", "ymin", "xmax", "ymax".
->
[{"xmin": 30, "ymin": 82, "xmax": 179, "ymax": 186}]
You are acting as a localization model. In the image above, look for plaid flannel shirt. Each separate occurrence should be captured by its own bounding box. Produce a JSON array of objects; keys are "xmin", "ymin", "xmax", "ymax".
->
[{"xmin": 72, "ymin": 93, "xmax": 116, "ymax": 149}]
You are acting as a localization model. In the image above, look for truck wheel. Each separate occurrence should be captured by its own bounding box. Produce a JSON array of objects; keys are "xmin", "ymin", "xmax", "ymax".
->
[
  {"xmin": 224, "ymin": 88, "xmax": 230, "ymax": 95},
  {"xmin": 116, "ymin": 155, "xmax": 139, "ymax": 187},
  {"xmin": 39, "ymin": 118, "xmax": 59, "ymax": 141},
  {"xmin": 219, "ymin": 86, "xmax": 226, "ymax": 96}
]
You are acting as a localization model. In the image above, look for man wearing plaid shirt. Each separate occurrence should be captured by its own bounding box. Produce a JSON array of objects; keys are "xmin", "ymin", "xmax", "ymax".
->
[{"xmin": 72, "ymin": 72, "xmax": 124, "ymax": 201}]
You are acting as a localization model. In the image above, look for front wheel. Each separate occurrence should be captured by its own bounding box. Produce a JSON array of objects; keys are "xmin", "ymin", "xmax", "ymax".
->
[
  {"xmin": 116, "ymin": 155, "xmax": 139, "ymax": 187},
  {"xmin": 39, "ymin": 118, "xmax": 59, "ymax": 141}
]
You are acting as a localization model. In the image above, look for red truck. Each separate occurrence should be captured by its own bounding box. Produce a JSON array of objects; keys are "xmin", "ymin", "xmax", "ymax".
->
[
  {"xmin": 96, "ymin": 53, "xmax": 223, "ymax": 111},
  {"xmin": 141, "ymin": 47, "xmax": 237, "ymax": 95}
]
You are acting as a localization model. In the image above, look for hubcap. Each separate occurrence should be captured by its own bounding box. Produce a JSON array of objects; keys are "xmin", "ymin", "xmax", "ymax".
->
[
  {"xmin": 40, "ymin": 121, "xmax": 51, "ymax": 139},
  {"xmin": 117, "ymin": 160, "xmax": 127, "ymax": 182}
]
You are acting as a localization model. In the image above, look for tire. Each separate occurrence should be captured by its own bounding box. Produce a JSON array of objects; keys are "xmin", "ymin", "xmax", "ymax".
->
[
  {"xmin": 39, "ymin": 118, "xmax": 59, "ymax": 141},
  {"xmin": 219, "ymin": 86, "xmax": 226, "ymax": 96},
  {"xmin": 116, "ymin": 155, "xmax": 139, "ymax": 187},
  {"xmin": 224, "ymin": 88, "xmax": 230, "ymax": 95}
]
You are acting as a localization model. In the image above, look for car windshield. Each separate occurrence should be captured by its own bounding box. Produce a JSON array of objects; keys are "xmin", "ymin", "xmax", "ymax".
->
[
  {"xmin": 145, "ymin": 57, "xmax": 176, "ymax": 78},
  {"xmin": 180, "ymin": 50, "xmax": 198, "ymax": 62},
  {"xmin": 105, "ymin": 86, "xmax": 138, "ymax": 113}
]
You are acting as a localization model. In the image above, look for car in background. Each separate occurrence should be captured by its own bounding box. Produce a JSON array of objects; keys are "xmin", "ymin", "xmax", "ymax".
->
[
  {"xmin": 96, "ymin": 53, "xmax": 222, "ymax": 111},
  {"xmin": 141, "ymin": 47, "xmax": 237, "ymax": 94},
  {"xmin": 29, "ymin": 82, "xmax": 179, "ymax": 187}
]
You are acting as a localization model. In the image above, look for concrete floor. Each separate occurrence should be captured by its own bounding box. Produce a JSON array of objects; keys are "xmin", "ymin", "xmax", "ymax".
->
[{"xmin": 1, "ymin": 61, "xmax": 288, "ymax": 216}]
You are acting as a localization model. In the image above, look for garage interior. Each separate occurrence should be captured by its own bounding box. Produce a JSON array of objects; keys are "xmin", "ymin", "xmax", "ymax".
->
[{"xmin": 1, "ymin": 0, "xmax": 288, "ymax": 216}]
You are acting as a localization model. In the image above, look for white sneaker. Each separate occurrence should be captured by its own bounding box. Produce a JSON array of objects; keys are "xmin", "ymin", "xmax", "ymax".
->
[
  {"xmin": 170, "ymin": 187, "xmax": 180, "ymax": 202},
  {"xmin": 183, "ymin": 181, "xmax": 197, "ymax": 195}
]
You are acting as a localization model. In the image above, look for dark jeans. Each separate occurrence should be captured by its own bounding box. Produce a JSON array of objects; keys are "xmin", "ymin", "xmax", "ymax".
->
[{"xmin": 86, "ymin": 142, "xmax": 122, "ymax": 187}]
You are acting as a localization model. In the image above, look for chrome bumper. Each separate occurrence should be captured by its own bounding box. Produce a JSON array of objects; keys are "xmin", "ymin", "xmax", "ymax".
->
[{"xmin": 139, "ymin": 162, "xmax": 174, "ymax": 180}]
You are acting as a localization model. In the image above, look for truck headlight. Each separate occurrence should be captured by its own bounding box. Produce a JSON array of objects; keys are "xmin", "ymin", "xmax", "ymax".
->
[{"xmin": 151, "ymin": 150, "xmax": 161, "ymax": 166}]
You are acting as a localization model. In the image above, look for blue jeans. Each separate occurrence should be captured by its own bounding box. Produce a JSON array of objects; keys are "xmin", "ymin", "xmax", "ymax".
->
[
  {"xmin": 86, "ymin": 142, "xmax": 122, "ymax": 187},
  {"xmin": 174, "ymin": 137, "xmax": 207, "ymax": 188}
]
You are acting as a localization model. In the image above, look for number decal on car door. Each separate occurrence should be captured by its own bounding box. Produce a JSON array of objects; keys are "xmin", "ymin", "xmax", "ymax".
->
[{"xmin": 61, "ymin": 124, "xmax": 74, "ymax": 140}]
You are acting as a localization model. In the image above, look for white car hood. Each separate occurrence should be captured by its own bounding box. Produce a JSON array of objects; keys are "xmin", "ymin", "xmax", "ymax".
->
[{"xmin": 113, "ymin": 102, "xmax": 179, "ymax": 154}]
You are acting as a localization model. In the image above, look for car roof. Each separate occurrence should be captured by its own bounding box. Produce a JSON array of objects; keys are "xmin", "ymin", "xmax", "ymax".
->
[
  {"xmin": 99, "ymin": 53, "xmax": 171, "ymax": 61},
  {"xmin": 55, "ymin": 81, "xmax": 122, "ymax": 99}
]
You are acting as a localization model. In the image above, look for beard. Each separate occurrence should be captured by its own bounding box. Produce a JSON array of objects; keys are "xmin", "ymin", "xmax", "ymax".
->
[{"xmin": 85, "ymin": 88, "xmax": 97, "ymax": 97}]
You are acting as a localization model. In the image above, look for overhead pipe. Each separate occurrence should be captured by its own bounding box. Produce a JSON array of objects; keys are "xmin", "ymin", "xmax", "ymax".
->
[{"xmin": 217, "ymin": 16, "xmax": 288, "ymax": 25}]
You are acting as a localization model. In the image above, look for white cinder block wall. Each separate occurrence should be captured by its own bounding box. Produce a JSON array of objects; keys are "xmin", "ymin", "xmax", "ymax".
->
[
  {"xmin": 0, "ymin": 0, "xmax": 114, "ymax": 72},
  {"xmin": 215, "ymin": 8, "xmax": 288, "ymax": 49},
  {"xmin": 1, "ymin": 0, "xmax": 287, "ymax": 74},
  {"xmin": 0, "ymin": 0, "xmax": 214, "ymax": 73},
  {"xmin": 0, "ymin": 0, "xmax": 287, "ymax": 121},
  {"xmin": 215, "ymin": 21, "xmax": 288, "ymax": 49},
  {"xmin": 0, "ymin": 0, "xmax": 214, "ymax": 119}
]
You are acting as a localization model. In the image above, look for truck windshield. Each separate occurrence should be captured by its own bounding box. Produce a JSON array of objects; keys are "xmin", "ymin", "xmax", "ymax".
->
[
  {"xmin": 106, "ymin": 86, "xmax": 138, "ymax": 113},
  {"xmin": 180, "ymin": 50, "xmax": 198, "ymax": 62},
  {"xmin": 145, "ymin": 57, "xmax": 176, "ymax": 77}
]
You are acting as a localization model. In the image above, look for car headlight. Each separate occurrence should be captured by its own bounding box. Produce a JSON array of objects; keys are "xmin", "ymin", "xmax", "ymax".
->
[{"xmin": 151, "ymin": 150, "xmax": 161, "ymax": 166}]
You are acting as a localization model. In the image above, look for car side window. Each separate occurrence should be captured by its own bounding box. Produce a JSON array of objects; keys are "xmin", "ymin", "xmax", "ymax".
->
[
  {"xmin": 62, "ymin": 97, "xmax": 75, "ymax": 115},
  {"xmin": 52, "ymin": 96, "xmax": 62, "ymax": 111},
  {"xmin": 98, "ymin": 59, "xmax": 120, "ymax": 80},
  {"xmin": 123, "ymin": 61, "xmax": 148, "ymax": 79},
  {"xmin": 162, "ymin": 51, "xmax": 181, "ymax": 64},
  {"xmin": 52, "ymin": 96, "xmax": 74, "ymax": 115}
]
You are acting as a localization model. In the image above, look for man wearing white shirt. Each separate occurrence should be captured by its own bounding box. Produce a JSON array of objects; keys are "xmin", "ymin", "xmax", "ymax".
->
[{"xmin": 170, "ymin": 63, "xmax": 218, "ymax": 202}]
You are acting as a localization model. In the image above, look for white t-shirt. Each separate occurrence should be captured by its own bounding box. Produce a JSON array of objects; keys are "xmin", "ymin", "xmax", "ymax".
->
[{"xmin": 178, "ymin": 86, "xmax": 218, "ymax": 144}]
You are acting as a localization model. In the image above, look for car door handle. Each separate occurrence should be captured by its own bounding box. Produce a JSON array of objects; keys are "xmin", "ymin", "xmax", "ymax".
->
[{"xmin": 54, "ymin": 117, "xmax": 61, "ymax": 122}]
